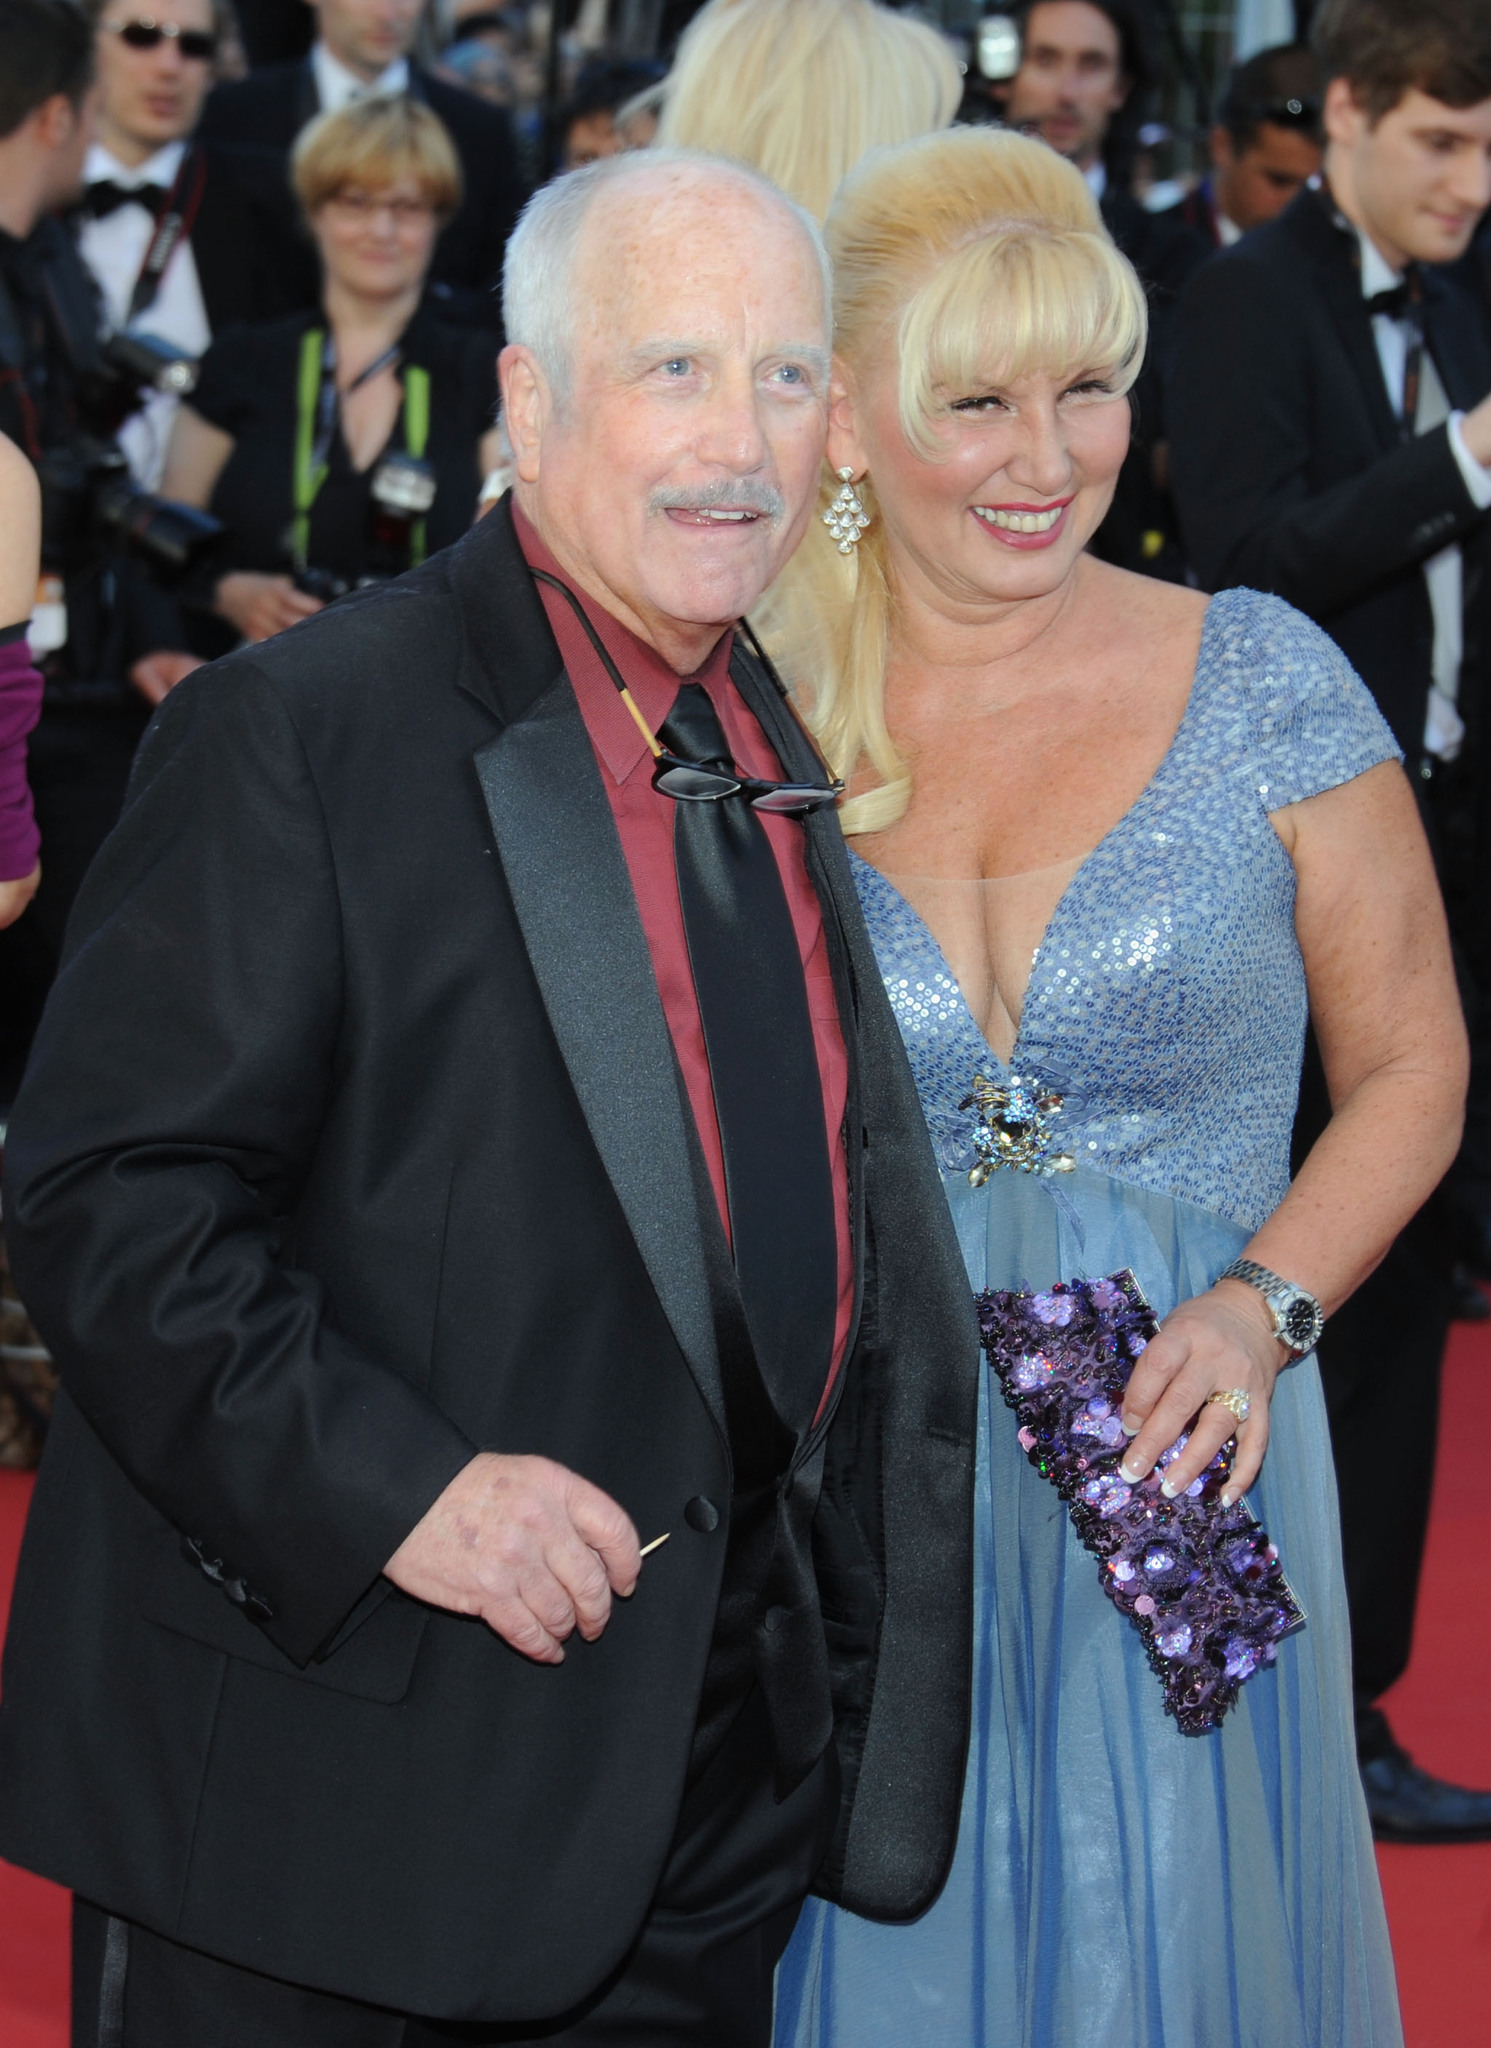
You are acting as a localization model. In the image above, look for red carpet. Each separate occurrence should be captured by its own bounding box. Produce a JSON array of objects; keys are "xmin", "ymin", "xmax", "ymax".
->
[{"xmin": 1, "ymin": 1334, "xmax": 1489, "ymax": 2047}]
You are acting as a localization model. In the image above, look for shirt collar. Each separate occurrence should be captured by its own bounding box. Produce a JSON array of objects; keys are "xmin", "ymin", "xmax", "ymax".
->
[
  {"xmin": 511, "ymin": 501, "xmax": 735, "ymax": 787},
  {"xmin": 1356, "ymin": 224, "xmax": 1403, "ymax": 301},
  {"xmin": 312, "ymin": 42, "xmax": 410, "ymax": 114},
  {"xmin": 85, "ymin": 138, "xmax": 186, "ymax": 189}
]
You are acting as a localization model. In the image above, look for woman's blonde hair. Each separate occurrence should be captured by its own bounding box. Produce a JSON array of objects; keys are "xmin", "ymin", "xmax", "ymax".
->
[
  {"xmin": 292, "ymin": 96, "xmax": 463, "ymax": 221},
  {"xmin": 653, "ymin": 0, "xmax": 961, "ymax": 220},
  {"xmin": 767, "ymin": 125, "xmax": 1148, "ymax": 834}
]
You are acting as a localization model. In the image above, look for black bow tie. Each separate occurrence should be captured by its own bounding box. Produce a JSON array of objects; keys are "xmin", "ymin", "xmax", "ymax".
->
[
  {"xmin": 1366, "ymin": 271, "xmax": 1422, "ymax": 321},
  {"xmin": 84, "ymin": 179, "xmax": 168, "ymax": 221}
]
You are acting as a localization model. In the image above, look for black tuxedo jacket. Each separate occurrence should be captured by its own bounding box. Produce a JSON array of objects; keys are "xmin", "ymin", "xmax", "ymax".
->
[
  {"xmin": 201, "ymin": 59, "xmax": 524, "ymax": 331},
  {"xmin": 1167, "ymin": 184, "xmax": 1491, "ymax": 756},
  {"xmin": 0, "ymin": 500, "xmax": 979, "ymax": 2021}
]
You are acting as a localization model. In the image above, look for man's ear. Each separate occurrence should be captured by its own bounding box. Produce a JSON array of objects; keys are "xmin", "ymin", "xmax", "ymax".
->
[
  {"xmin": 1323, "ymin": 74, "xmax": 1368, "ymax": 150},
  {"xmin": 825, "ymin": 362, "xmax": 867, "ymax": 480},
  {"xmin": 499, "ymin": 345, "xmax": 550, "ymax": 486},
  {"xmin": 1210, "ymin": 125, "xmax": 1236, "ymax": 172},
  {"xmin": 34, "ymin": 93, "xmax": 78, "ymax": 152}
]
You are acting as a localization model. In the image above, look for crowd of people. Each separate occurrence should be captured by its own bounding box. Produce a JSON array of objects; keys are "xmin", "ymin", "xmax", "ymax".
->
[{"xmin": 0, "ymin": 0, "xmax": 1489, "ymax": 2043}]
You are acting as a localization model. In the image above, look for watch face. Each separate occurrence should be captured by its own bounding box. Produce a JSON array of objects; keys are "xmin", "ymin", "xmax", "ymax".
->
[{"xmin": 1280, "ymin": 1294, "xmax": 1322, "ymax": 1350}]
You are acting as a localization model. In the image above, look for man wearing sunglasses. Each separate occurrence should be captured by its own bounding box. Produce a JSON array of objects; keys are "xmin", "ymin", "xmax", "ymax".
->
[
  {"xmin": 201, "ymin": 0, "xmax": 523, "ymax": 332},
  {"xmin": 0, "ymin": 150, "xmax": 979, "ymax": 2047},
  {"xmin": 75, "ymin": 0, "xmax": 272, "ymax": 488}
]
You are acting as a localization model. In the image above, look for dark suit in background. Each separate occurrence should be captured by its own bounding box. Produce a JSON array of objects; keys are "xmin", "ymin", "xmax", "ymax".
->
[
  {"xmin": 0, "ymin": 500, "xmax": 979, "ymax": 2036},
  {"xmin": 1091, "ymin": 183, "xmax": 1210, "ymax": 580},
  {"xmin": 1167, "ymin": 181, "xmax": 1491, "ymax": 1780},
  {"xmin": 201, "ymin": 59, "xmax": 524, "ymax": 331}
]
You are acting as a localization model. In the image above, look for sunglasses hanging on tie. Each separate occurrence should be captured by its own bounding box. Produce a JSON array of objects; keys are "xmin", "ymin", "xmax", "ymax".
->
[{"xmin": 528, "ymin": 570, "xmax": 844, "ymax": 815}]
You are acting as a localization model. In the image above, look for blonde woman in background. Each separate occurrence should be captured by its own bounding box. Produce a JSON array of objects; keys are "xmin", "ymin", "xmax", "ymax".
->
[
  {"xmin": 770, "ymin": 127, "xmax": 1453, "ymax": 2047},
  {"xmin": 653, "ymin": 0, "xmax": 961, "ymax": 217}
]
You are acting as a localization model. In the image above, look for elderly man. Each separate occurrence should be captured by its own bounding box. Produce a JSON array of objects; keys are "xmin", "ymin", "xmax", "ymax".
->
[{"xmin": 0, "ymin": 151, "xmax": 977, "ymax": 2047}]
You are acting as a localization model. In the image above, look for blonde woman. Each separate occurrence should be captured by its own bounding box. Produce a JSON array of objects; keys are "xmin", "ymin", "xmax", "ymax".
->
[
  {"xmin": 653, "ymin": 0, "xmax": 961, "ymax": 217},
  {"xmin": 771, "ymin": 127, "xmax": 1448, "ymax": 2047},
  {"xmin": 160, "ymin": 97, "xmax": 504, "ymax": 658}
]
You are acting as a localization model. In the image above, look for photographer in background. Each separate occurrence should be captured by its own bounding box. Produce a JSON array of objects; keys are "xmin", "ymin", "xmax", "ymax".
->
[
  {"xmin": 75, "ymin": 0, "xmax": 275, "ymax": 491},
  {"xmin": 1160, "ymin": 42, "xmax": 1324, "ymax": 247},
  {"xmin": 201, "ymin": 0, "xmax": 524, "ymax": 332},
  {"xmin": 1169, "ymin": 0, "xmax": 1491, "ymax": 1844},
  {"xmin": 156, "ymin": 96, "xmax": 500, "ymax": 657}
]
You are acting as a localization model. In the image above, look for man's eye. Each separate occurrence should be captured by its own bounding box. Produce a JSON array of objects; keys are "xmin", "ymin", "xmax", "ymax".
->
[
  {"xmin": 661, "ymin": 358, "xmax": 692, "ymax": 376},
  {"xmin": 773, "ymin": 363, "xmax": 807, "ymax": 386}
]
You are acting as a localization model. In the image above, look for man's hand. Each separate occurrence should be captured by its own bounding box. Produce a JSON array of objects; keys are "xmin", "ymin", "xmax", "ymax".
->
[
  {"xmin": 130, "ymin": 649, "xmax": 202, "ymax": 706},
  {"xmin": 384, "ymin": 1452, "xmax": 642, "ymax": 1664},
  {"xmin": 0, "ymin": 861, "xmax": 39, "ymax": 929},
  {"xmin": 214, "ymin": 572, "xmax": 324, "ymax": 644},
  {"xmin": 1461, "ymin": 389, "xmax": 1491, "ymax": 469}
]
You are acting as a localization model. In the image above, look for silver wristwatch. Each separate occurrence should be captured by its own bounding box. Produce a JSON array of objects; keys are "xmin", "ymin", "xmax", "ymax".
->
[{"xmin": 1218, "ymin": 1258, "xmax": 1324, "ymax": 1357}]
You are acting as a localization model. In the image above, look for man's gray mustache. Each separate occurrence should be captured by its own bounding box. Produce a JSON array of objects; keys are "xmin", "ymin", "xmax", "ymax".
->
[{"xmin": 647, "ymin": 479, "xmax": 786, "ymax": 520}]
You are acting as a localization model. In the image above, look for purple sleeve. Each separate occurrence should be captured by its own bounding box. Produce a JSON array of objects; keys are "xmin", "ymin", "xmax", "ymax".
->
[{"xmin": 0, "ymin": 631, "xmax": 43, "ymax": 882}]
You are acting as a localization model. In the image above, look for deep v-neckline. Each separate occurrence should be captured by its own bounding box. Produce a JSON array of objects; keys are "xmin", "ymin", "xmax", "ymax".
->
[{"xmin": 850, "ymin": 598, "xmax": 1217, "ymax": 1072}]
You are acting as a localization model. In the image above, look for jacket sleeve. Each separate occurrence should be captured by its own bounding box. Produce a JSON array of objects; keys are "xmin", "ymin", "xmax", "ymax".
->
[
  {"xmin": 1167, "ymin": 252, "xmax": 1483, "ymax": 616},
  {"xmin": 3, "ymin": 659, "xmax": 477, "ymax": 1665}
]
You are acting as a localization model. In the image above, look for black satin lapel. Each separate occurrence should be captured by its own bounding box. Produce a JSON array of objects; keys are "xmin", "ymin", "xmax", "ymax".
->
[
  {"xmin": 295, "ymin": 59, "xmax": 318, "ymax": 131},
  {"xmin": 473, "ymin": 679, "xmax": 727, "ymax": 1439},
  {"xmin": 1424, "ymin": 272, "xmax": 1491, "ymax": 413}
]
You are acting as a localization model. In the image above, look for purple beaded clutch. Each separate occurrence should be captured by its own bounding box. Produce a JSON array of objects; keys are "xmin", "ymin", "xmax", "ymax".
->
[{"xmin": 976, "ymin": 1270, "xmax": 1305, "ymax": 1734}]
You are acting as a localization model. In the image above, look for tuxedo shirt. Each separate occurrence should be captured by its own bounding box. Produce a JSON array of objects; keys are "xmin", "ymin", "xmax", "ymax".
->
[
  {"xmin": 309, "ymin": 41, "xmax": 409, "ymax": 111},
  {"xmin": 1353, "ymin": 223, "xmax": 1491, "ymax": 761},
  {"xmin": 516, "ymin": 507, "xmax": 853, "ymax": 1401},
  {"xmin": 77, "ymin": 139, "xmax": 210, "ymax": 491}
]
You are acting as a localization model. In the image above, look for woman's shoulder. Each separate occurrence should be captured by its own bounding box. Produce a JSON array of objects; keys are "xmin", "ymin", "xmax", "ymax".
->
[
  {"xmin": 405, "ymin": 313, "xmax": 500, "ymax": 412},
  {"xmin": 193, "ymin": 311, "xmax": 318, "ymax": 427},
  {"xmin": 1198, "ymin": 588, "xmax": 1402, "ymax": 805}
]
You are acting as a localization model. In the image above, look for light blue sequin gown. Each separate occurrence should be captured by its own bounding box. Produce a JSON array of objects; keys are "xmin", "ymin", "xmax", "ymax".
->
[{"xmin": 775, "ymin": 590, "xmax": 1406, "ymax": 2048}]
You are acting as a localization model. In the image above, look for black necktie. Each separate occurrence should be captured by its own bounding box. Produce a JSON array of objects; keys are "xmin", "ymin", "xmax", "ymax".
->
[
  {"xmin": 1366, "ymin": 267, "xmax": 1425, "ymax": 440},
  {"xmin": 84, "ymin": 180, "xmax": 168, "ymax": 221},
  {"xmin": 659, "ymin": 681, "xmax": 838, "ymax": 1436}
]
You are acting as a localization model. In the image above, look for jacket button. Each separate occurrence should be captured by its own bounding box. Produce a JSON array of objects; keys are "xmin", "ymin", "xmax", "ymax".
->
[{"xmin": 684, "ymin": 1496, "xmax": 720, "ymax": 1533}]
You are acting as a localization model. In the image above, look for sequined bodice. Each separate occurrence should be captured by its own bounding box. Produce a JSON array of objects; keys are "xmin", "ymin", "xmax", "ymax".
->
[{"xmin": 852, "ymin": 589, "xmax": 1399, "ymax": 1231}]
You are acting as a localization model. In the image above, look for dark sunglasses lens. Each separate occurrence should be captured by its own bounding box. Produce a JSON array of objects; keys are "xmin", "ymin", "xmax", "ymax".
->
[
  {"xmin": 119, "ymin": 20, "xmax": 164, "ymax": 45},
  {"xmin": 654, "ymin": 763, "xmax": 741, "ymax": 801},
  {"xmin": 119, "ymin": 21, "xmax": 216, "ymax": 54},
  {"xmin": 180, "ymin": 30, "xmax": 217, "ymax": 56},
  {"xmin": 750, "ymin": 784, "xmax": 840, "ymax": 814}
]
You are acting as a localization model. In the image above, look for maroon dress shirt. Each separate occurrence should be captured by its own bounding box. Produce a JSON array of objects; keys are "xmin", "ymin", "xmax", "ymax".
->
[{"xmin": 514, "ymin": 505, "xmax": 852, "ymax": 1402}]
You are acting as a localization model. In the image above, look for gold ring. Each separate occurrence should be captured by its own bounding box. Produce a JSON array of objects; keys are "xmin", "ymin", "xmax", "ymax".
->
[{"xmin": 1206, "ymin": 1388, "xmax": 1251, "ymax": 1425}]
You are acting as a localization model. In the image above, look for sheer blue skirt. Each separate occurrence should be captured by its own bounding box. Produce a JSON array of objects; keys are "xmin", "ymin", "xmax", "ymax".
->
[{"xmin": 775, "ymin": 1167, "xmax": 1402, "ymax": 2048}]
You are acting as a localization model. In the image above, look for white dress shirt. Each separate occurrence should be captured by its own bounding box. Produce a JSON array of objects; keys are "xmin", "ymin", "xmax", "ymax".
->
[
  {"xmin": 1084, "ymin": 160, "xmax": 1107, "ymax": 204},
  {"xmin": 77, "ymin": 139, "xmax": 211, "ymax": 492},
  {"xmin": 1357, "ymin": 229, "xmax": 1491, "ymax": 761},
  {"xmin": 311, "ymin": 41, "xmax": 410, "ymax": 113}
]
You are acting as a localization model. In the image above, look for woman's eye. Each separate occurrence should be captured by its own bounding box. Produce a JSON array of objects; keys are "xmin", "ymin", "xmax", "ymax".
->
[
  {"xmin": 951, "ymin": 395, "xmax": 1008, "ymax": 414},
  {"xmin": 1063, "ymin": 379, "xmax": 1115, "ymax": 400}
]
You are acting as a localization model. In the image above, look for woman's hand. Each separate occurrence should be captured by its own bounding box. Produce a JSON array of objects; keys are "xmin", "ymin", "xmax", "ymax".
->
[
  {"xmin": 0, "ymin": 862, "xmax": 40, "ymax": 930},
  {"xmin": 1117, "ymin": 1278, "xmax": 1286, "ymax": 1506},
  {"xmin": 214, "ymin": 572, "xmax": 323, "ymax": 644},
  {"xmin": 130, "ymin": 650, "xmax": 203, "ymax": 706}
]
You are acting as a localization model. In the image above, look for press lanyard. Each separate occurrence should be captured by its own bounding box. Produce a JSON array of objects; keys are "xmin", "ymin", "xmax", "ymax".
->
[
  {"xmin": 291, "ymin": 327, "xmax": 431, "ymax": 569},
  {"xmin": 125, "ymin": 144, "xmax": 206, "ymax": 325}
]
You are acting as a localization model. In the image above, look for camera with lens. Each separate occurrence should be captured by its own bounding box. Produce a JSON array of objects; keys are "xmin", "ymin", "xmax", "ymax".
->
[
  {"xmin": 38, "ymin": 329, "xmax": 222, "ymax": 581},
  {"xmin": 366, "ymin": 451, "xmax": 437, "ymax": 579}
]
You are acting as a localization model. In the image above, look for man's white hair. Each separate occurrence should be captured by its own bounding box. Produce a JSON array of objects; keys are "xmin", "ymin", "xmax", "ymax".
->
[{"xmin": 501, "ymin": 147, "xmax": 833, "ymax": 402}]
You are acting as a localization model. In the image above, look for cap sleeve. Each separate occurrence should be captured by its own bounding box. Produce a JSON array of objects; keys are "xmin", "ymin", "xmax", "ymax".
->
[{"xmin": 1212, "ymin": 588, "xmax": 1403, "ymax": 811}]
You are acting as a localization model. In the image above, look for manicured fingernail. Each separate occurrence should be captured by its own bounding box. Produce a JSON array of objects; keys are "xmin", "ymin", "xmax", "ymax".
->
[
  {"xmin": 1220, "ymin": 1491, "xmax": 1235, "ymax": 1508},
  {"xmin": 1120, "ymin": 1418, "xmax": 1141, "ymax": 1437},
  {"xmin": 1160, "ymin": 1478, "xmax": 1178, "ymax": 1499},
  {"xmin": 1119, "ymin": 1461, "xmax": 1144, "ymax": 1485}
]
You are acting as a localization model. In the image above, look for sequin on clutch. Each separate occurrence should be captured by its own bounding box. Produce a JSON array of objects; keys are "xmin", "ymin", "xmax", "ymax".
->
[
  {"xmin": 977, "ymin": 1269, "xmax": 1305, "ymax": 1734},
  {"xmin": 960, "ymin": 1072, "xmax": 1076, "ymax": 1187}
]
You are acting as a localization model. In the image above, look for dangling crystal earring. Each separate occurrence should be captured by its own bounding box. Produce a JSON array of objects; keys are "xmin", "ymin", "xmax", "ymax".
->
[{"xmin": 823, "ymin": 466, "xmax": 871, "ymax": 555}]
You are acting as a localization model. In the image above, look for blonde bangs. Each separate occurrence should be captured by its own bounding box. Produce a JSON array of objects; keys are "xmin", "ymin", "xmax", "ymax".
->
[{"xmin": 897, "ymin": 228, "xmax": 1147, "ymax": 457}]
